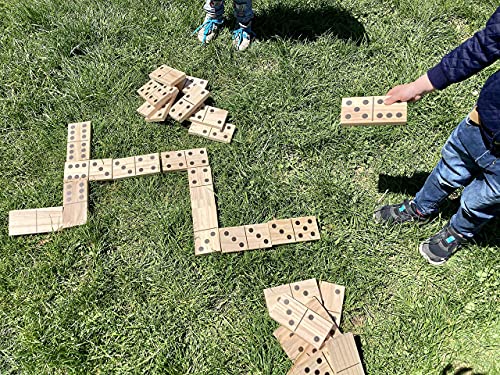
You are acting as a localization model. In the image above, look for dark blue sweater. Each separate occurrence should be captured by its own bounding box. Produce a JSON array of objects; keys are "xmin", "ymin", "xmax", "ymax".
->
[{"xmin": 427, "ymin": 7, "xmax": 500, "ymax": 155}]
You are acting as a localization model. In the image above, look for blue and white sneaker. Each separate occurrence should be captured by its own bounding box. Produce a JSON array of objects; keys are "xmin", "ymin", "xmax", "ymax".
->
[
  {"xmin": 419, "ymin": 223, "xmax": 468, "ymax": 265},
  {"xmin": 194, "ymin": 15, "xmax": 223, "ymax": 44},
  {"xmin": 232, "ymin": 21, "xmax": 255, "ymax": 51}
]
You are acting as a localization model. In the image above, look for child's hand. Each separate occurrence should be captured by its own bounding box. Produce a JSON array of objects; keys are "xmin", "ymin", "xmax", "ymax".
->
[{"xmin": 385, "ymin": 74, "xmax": 435, "ymax": 104}]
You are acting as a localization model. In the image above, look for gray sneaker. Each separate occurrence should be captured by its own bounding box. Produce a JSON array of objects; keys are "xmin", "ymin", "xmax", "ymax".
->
[
  {"xmin": 419, "ymin": 223, "xmax": 468, "ymax": 265},
  {"xmin": 374, "ymin": 199, "xmax": 429, "ymax": 224}
]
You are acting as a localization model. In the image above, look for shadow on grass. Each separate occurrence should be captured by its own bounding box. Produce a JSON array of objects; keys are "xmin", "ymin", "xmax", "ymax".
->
[
  {"xmin": 251, "ymin": 4, "xmax": 367, "ymax": 44},
  {"xmin": 441, "ymin": 363, "xmax": 486, "ymax": 375}
]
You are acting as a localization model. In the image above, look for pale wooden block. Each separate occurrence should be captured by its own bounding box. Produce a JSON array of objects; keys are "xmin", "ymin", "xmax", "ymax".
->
[
  {"xmin": 89, "ymin": 159, "xmax": 113, "ymax": 181},
  {"xmin": 36, "ymin": 207, "xmax": 63, "ymax": 233},
  {"xmin": 203, "ymin": 106, "xmax": 228, "ymax": 129},
  {"xmin": 180, "ymin": 76, "xmax": 208, "ymax": 94},
  {"xmin": 319, "ymin": 282, "xmax": 345, "ymax": 325},
  {"xmin": 62, "ymin": 202, "xmax": 88, "ymax": 228},
  {"xmin": 264, "ymin": 284, "xmax": 293, "ymax": 311},
  {"xmin": 269, "ymin": 294, "xmax": 307, "ymax": 332},
  {"xmin": 244, "ymin": 223, "xmax": 272, "ymax": 250},
  {"xmin": 185, "ymin": 148, "xmax": 209, "ymax": 167},
  {"xmin": 326, "ymin": 333, "xmax": 364, "ymax": 375},
  {"xmin": 63, "ymin": 179, "xmax": 88, "ymax": 206},
  {"xmin": 288, "ymin": 350, "xmax": 333, "ymax": 375},
  {"xmin": 67, "ymin": 141, "xmax": 90, "ymax": 162},
  {"xmin": 149, "ymin": 65, "xmax": 186, "ymax": 87},
  {"xmin": 189, "ymin": 185, "xmax": 218, "ymax": 232},
  {"xmin": 137, "ymin": 101, "xmax": 158, "ymax": 118},
  {"xmin": 219, "ymin": 226, "xmax": 249, "ymax": 253},
  {"xmin": 134, "ymin": 153, "xmax": 161, "ymax": 176},
  {"xmin": 207, "ymin": 123, "xmax": 236, "ymax": 144},
  {"xmin": 137, "ymin": 79, "xmax": 177, "ymax": 107},
  {"xmin": 64, "ymin": 161, "xmax": 90, "ymax": 182},
  {"xmin": 112, "ymin": 157, "xmax": 136, "ymax": 179},
  {"xmin": 169, "ymin": 97, "xmax": 201, "ymax": 123},
  {"xmin": 183, "ymin": 85, "xmax": 210, "ymax": 105},
  {"xmin": 268, "ymin": 218, "xmax": 296, "ymax": 245},
  {"xmin": 8, "ymin": 209, "xmax": 38, "ymax": 236},
  {"xmin": 187, "ymin": 166, "xmax": 212, "ymax": 188},
  {"xmin": 295, "ymin": 308, "xmax": 334, "ymax": 349},
  {"xmin": 291, "ymin": 216, "xmax": 320, "ymax": 242},
  {"xmin": 67, "ymin": 121, "xmax": 91, "ymax": 143},
  {"xmin": 274, "ymin": 326, "xmax": 312, "ymax": 362},
  {"xmin": 145, "ymin": 88, "xmax": 179, "ymax": 123},
  {"xmin": 194, "ymin": 228, "xmax": 221, "ymax": 255},
  {"xmin": 290, "ymin": 278, "xmax": 321, "ymax": 305},
  {"xmin": 372, "ymin": 96, "xmax": 407, "ymax": 125},
  {"xmin": 160, "ymin": 150, "xmax": 188, "ymax": 172},
  {"xmin": 340, "ymin": 97, "xmax": 374, "ymax": 126},
  {"xmin": 188, "ymin": 122, "xmax": 212, "ymax": 139},
  {"xmin": 188, "ymin": 104, "xmax": 209, "ymax": 124}
]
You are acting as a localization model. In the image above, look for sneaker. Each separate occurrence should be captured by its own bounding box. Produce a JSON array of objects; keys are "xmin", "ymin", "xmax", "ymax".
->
[
  {"xmin": 194, "ymin": 15, "xmax": 223, "ymax": 44},
  {"xmin": 419, "ymin": 223, "xmax": 468, "ymax": 265},
  {"xmin": 374, "ymin": 199, "xmax": 429, "ymax": 224},
  {"xmin": 232, "ymin": 21, "xmax": 255, "ymax": 51}
]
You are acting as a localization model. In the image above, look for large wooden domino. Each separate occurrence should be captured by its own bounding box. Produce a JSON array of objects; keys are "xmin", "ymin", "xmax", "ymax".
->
[
  {"xmin": 185, "ymin": 148, "xmax": 209, "ymax": 167},
  {"xmin": 189, "ymin": 184, "xmax": 218, "ymax": 232},
  {"xmin": 62, "ymin": 179, "xmax": 88, "ymax": 228},
  {"xmin": 112, "ymin": 157, "xmax": 136, "ymax": 179},
  {"xmin": 169, "ymin": 86, "xmax": 210, "ymax": 122},
  {"xmin": 291, "ymin": 216, "xmax": 320, "ymax": 242},
  {"xmin": 135, "ymin": 153, "xmax": 161, "ymax": 176},
  {"xmin": 219, "ymin": 226, "xmax": 249, "ymax": 253},
  {"xmin": 89, "ymin": 159, "xmax": 113, "ymax": 181},
  {"xmin": 341, "ymin": 96, "xmax": 407, "ymax": 126},
  {"xmin": 8, "ymin": 209, "xmax": 38, "ymax": 236},
  {"xmin": 180, "ymin": 76, "xmax": 208, "ymax": 94},
  {"xmin": 288, "ymin": 347, "xmax": 334, "ymax": 375},
  {"xmin": 36, "ymin": 207, "xmax": 64, "ymax": 234},
  {"xmin": 244, "ymin": 223, "xmax": 272, "ymax": 250},
  {"xmin": 149, "ymin": 65, "xmax": 186, "ymax": 87},
  {"xmin": 67, "ymin": 121, "xmax": 91, "ymax": 143},
  {"xmin": 64, "ymin": 161, "xmax": 90, "ymax": 182},
  {"xmin": 207, "ymin": 123, "xmax": 236, "ymax": 144},
  {"xmin": 187, "ymin": 166, "xmax": 213, "ymax": 188},
  {"xmin": 67, "ymin": 141, "xmax": 90, "ymax": 162},
  {"xmin": 145, "ymin": 87, "xmax": 179, "ymax": 123},
  {"xmin": 264, "ymin": 284, "xmax": 293, "ymax": 311},
  {"xmin": 372, "ymin": 96, "xmax": 407, "ymax": 125},
  {"xmin": 290, "ymin": 279, "xmax": 322, "ymax": 305},
  {"xmin": 137, "ymin": 80, "xmax": 177, "ymax": 107},
  {"xmin": 160, "ymin": 150, "xmax": 188, "ymax": 172},
  {"xmin": 194, "ymin": 228, "xmax": 221, "ymax": 255},
  {"xmin": 325, "ymin": 333, "xmax": 365, "ymax": 375},
  {"xmin": 268, "ymin": 219, "xmax": 296, "ymax": 245},
  {"xmin": 319, "ymin": 282, "xmax": 345, "ymax": 325}
]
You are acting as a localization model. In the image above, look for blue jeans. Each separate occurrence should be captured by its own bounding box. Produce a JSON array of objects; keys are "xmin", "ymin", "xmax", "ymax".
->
[
  {"xmin": 203, "ymin": 0, "xmax": 254, "ymax": 24},
  {"xmin": 414, "ymin": 116, "xmax": 500, "ymax": 237}
]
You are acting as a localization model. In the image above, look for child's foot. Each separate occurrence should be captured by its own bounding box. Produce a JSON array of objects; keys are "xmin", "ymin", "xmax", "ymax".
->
[
  {"xmin": 374, "ymin": 200, "xmax": 429, "ymax": 224},
  {"xmin": 232, "ymin": 21, "xmax": 255, "ymax": 51},
  {"xmin": 194, "ymin": 15, "xmax": 223, "ymax": 44},
  {"xmin": 419, "ymin": 223, "xmax": 468, "ymax": 265}
]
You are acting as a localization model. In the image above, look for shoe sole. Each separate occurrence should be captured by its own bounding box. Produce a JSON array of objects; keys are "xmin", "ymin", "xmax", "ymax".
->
[{"xmin": 419, "ymin": 243, "xmax": 446, "ymax": 266}]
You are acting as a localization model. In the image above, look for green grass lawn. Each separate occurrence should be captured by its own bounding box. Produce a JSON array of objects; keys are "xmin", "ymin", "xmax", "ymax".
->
[{"xmin": 1, "ymin": 0, "xmax": 499, "ymax": 373}]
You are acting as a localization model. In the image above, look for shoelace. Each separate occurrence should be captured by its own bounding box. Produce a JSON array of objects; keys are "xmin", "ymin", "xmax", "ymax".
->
[
  {"xmin": 193, "ymin": 18, "xmax": 223, "ymax": 44},
  {"xmin": 232, "ymin": 26, "xmax": 255, "ymax": 48}
]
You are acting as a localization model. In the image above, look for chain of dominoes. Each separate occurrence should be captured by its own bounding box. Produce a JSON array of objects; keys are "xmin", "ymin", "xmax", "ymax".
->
[
  {"xmin": 340, "ymin": 96, "xmax": 408, "ymax": 126},
  {"xmin": 264, "ymin": 279, "xmax": 365, "ymax": 375},
  {"xmin": 136, "ymin": 65, "xmax": 236, "ymax": 143}
]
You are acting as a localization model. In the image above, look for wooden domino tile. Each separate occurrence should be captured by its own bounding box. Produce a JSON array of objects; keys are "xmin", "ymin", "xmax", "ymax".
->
[
  {"xmin": 187, "ymin": 166, "xmax": 213, "ymax": 188},
  {"xmin": 291, "ymin": 216, "xmax": 320, "ymax": 242},
  {"xmin": 8, "ymin": 209, "xmax": 38, "ymax": 236},
  {"xmin": 112, "ymin": 157, "xmax": 136, "ymax": 179},
  {"xmin": 326, "ymin": 333, "xmax": 365, "ymax": 375},
  {"xmin": 180, "ymin": 76, "xmax": 208, "ymax": 94},
  {"xmin": 137, "ymin": 101, "xmax": 158, "ymax": 118},
  {"xmin": 294, "ymin": 308, "xmax": 334, "ymax": 349},
  {"xmin": 189, "ymin": 105, "xmax": 209, "ymax": 124},
  {"xmin": 185, "ymin": 148, "xmax": 209, "ymax": 167},
  {"xmin": 372, "ymin": 96, "xmax": 407, "ymax": 125},
  {"xmin": 89, "ymin": 159, "xmax": 113, "ymax": 181},
  {"xmin": 149, "ymin": 65, "xmax": 186, "ymax": 87},
  {"xmin": 264, "ymin": 284, "xmax": 293, "ymax": 311},
  {"xmin": 203, "ymin": 106, "xmax": 228, "ymax": 129},
  {"xmin": 288, "ymin": 349, "xmax": 334, "ymax": 375},
  {"xmin": 244, "ymin": 223, "xmax": 272, "ymax": 250},
  {"xmin": 134, "ymin": 153, "xmax": 161, "ymax": 176},
  {"xmin": 62, "ymin": 180, "xmax": 88, "ymax": 228},
  {"xmin": 268, "ymin": 219, "xmax": 296, "ymax": 245},
  {"xmin": 319, "ymin": 282, "xmax": 345, "ymax": 325},
  {"xmin": 219, "ymin": 226, "xmax": 249, "ymax": 253},
  {"xmin": 189, "ymin": 185, "xmax": 218, "ymax": 232},
  {"xmin": 67, "ymin": 121, "xmax": 91, "ymax": 143},
  {"xmin": 145, "ymin": 88, "xmax": 179, "ymax": 123},
  {"xmin": 274, "ymin": 327, "xmax": 312, "ymax": 362},
  {"xmin": 169, "ymin": 86, "xmax": 210, "ymax": 122},
  {"xmin": 208, "ymin": 123, "xmax": 236, "ymax": 144},
  {"xmin": 36, "ymin": 207, "xmax": 64, "ymax": 233},
  {"xmin": 188, "ymin": 122, "xmax": 212, "ymax": 139},
  {"xmin": 160, "ymin": 150, "xmax": 188, "ymax": 172},
  {"xmin": 64, "ymin": 161, "xmax": 89, "ymax": 181},
  {"xmin": 194, "ymin": 228, "xmax": 221, "ymax": 255},
  {"xmin": 183, "ymin": 85, "xmax": 210, "ymax": 106},
  {"xmin": 340, "ymin": 97, "xmax": 374, "ymax": 126},
  {"xmin": 138, "ymin": 80, "xmax": 177, "ymax": 107},
  {"xmin": 290, "ymin": 279, "xmax": 322, "ymax": 305},
  {"xmin": 269, "ymin": 294, "xmax": 308, "ymax": 332},
  {"xmin": 67, "ymin": 141, "xmax": 90, "ymax": 162}
]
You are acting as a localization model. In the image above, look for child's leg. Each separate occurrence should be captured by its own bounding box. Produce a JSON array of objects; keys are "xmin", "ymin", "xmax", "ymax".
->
[
  {"xmin": 233, "ymin": 0, "xmax": 253, "ymax": 25},
  {"xmin": 195, "ymin": 0, "xmax": 225, "ymax": 44},
  {"xmin": 413, "ymin": 117, "xmax": 480, "ymax": 216},
  {"xmin": 231, "ymin": 0, "xmax": 254, "ymax": 51},
  {"xmin": 204, "ymin": 0, "xmax": 225, "ymax": 20}
]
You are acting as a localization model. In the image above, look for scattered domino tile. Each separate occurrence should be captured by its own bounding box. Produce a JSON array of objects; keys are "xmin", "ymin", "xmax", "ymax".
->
[
  {"xmin": 169, "ymin": 86, "xmax": 210, "ymax": 122},
  {"xmin": 137, "ymin": 101, "xmax": 159, "ymax": 118},
  {"xmin": 291, "ymin": 216, "xmax": 320, "ymax": 242},
  {"xmin": 8, "ymin": 209, "xmax": 38, "ymax": 236},
  {"xmin": 64, "ymin": 161, "xmax": 89, "ymax": 181},
  {"xmin": 326, "ymin": 333, "xmax": 365, "ymax": 375},
  {"xmin": 288, "ymin": 348, "xmax": 334, "ymax": 375},
  {"xmin": 62, "ymin": 179, "xmax": 88, "ymax": 228},
  {"xmin": 160, "ymin": 150, "xmax": 188, "ymax": 172},
  {"xmin": 187, "ymin": 166, "xmax": 213, "ymax": 188},
  {"xmin": 290, "ymin": 279, "xmax": 322, "ymax": 305},
  {"xmin": 189, "ymin": 105, "xmax": 209, "ymax": 124},
  {"xmin": 135, "ymin": 153, "xmax": 161, "ymax": 176},
  {"xmin": 145, "ymin": 88, "xmax": 179, "ymax": 123},
  {"xmin": 36, "ymin": 207, "xmax": 64, "ymax": 234},
  {"xmin": 244, "ymin": 223, "xmax": 272, "ymax": 250},
  {"xmin": 89, "ymin": 159, "xmax": 113, "ymax": 181},
  {"xmin": 219, "ymin": 226, "xmax": 249, "ymax": 253},
  {"xmin": 180, "ymin": 76, "xmax": 208, "ymax": 94},
  {"xmin": 294, "ymin": 307, "xmax": 333, "ymax": 349},
  {"xmin": 372, "ymin": 96, "xmax": 407, "ymax": 125},
  {"xmin": 112, "ymin": 157, "xmax": 136, "ymax": 179},
  {"xmin": 67, "ymin": 141, "xmax": 90, "ymax": 161},
  {"xmin": 149, "ymin": 65, "xmax": 186, "ymax": 87},
  {"xmin": 269, "ymin": 294, "xmax": 308, "ymax": 332},
  {"xmin": 185, "ymin": 148, "xmax": 209, "ymax": 167},
  {"xmin": 340, "ymin": 97, "xmax": 374, "ymax": 126},
  {"xmin": 264, "ymin": 284, "xmax": 293, "ymax": 311},
  {"xmin": 67, "ymin": 121, "xmax": 91, "ymax": 143},
  {"xmin": 189, "ymin": 185, "xmax": 218, "ymax": 232},
  {"xmin": 194, "ymin": 228, "xmax": 221, "ymax": 255},
  {"xmin": 319, "ymin": 282, "xmax": 345, "ymax": 325},
  {"xmin": 188, "ymin": 122, "xmax": 212, "ymax": 138},
  {"xmin": 203, "ymin": 106, "xmax": 228, "ymax": 129},
  {"xmin": 137, "ymin": 80, "xmax": 175, "ymax": 107},
  {"xmin": 207, "ymin": 123, "xmax": 236, "ymax": 143},
  {"xmin": 268, "ymin": 218, "xmax": 296, "ymax": 245}
]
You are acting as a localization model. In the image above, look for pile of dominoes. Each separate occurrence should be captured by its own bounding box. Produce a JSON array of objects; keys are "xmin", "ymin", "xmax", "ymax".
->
[
  {"xmin": 136, "ymin": 65, "xmax": 236, "ymax": 143},
  {"xmin": 264, "ymin": 279, "xmax": 365, "ymax": 375}
]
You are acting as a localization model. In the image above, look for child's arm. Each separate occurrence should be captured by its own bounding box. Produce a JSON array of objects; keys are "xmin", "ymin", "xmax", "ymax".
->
[{"xmin": 386, "ymin": 7, "xmax": 500, "ymax": 104}]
